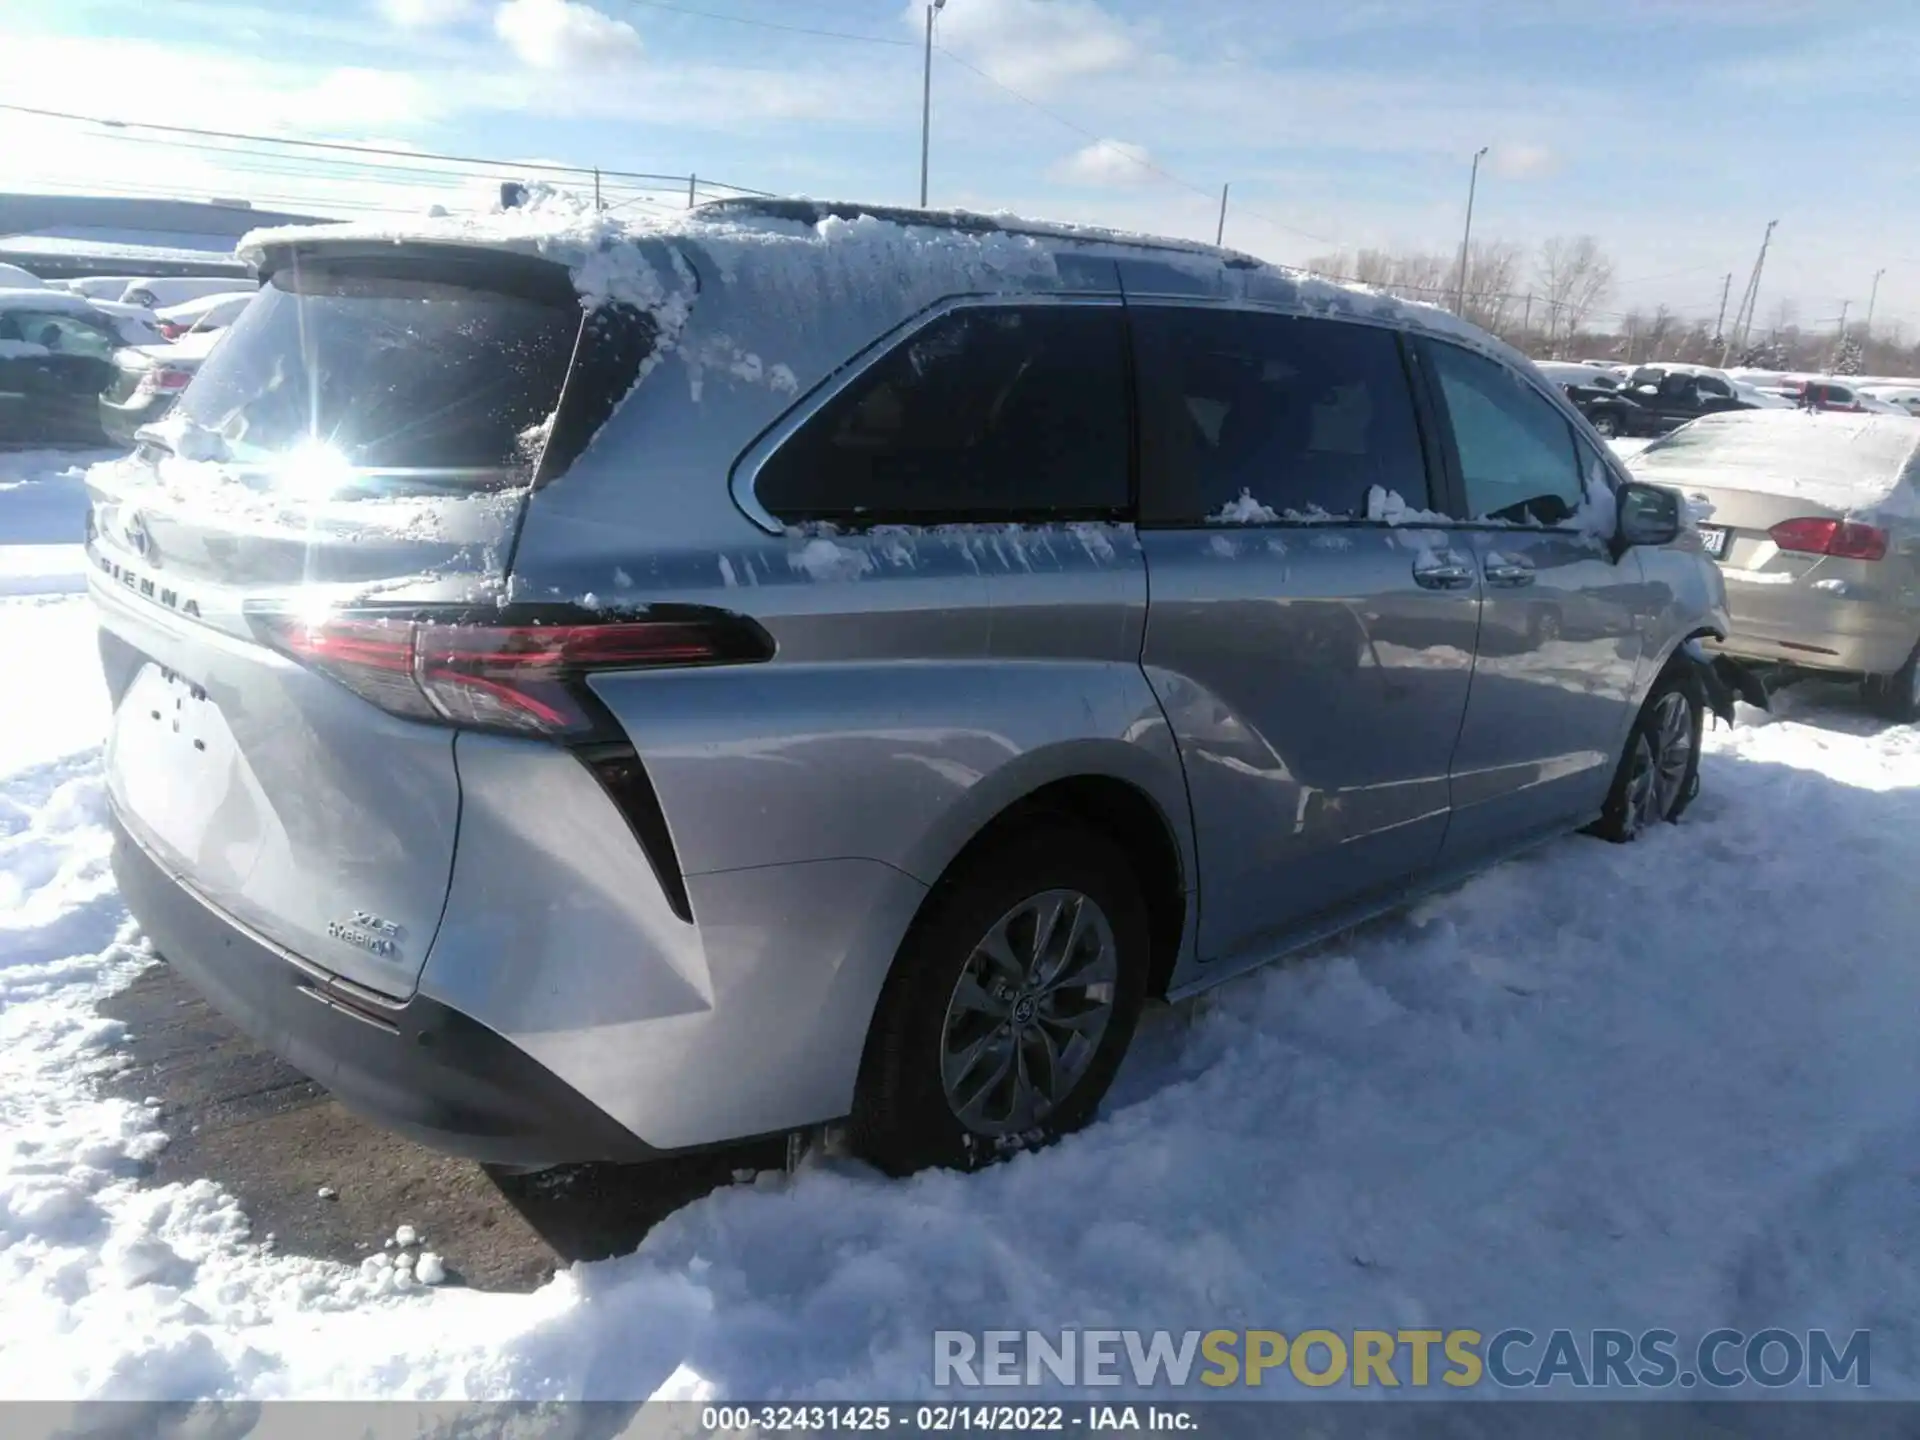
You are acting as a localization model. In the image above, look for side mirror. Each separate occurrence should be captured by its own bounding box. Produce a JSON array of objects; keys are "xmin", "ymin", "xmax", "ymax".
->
[{"xmin": 1615, "ymin": 481, "xmax": 1682, "ymax": 554}]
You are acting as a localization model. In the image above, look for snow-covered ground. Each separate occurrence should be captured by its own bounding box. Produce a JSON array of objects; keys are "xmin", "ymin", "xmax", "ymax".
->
[{"xmin": 2, "ymin": 445, "xmax": 1917, "ymax": 1401}]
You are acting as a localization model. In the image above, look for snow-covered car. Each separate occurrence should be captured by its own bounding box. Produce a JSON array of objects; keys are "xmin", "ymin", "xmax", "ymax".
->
[
  {"xmin": 58, "ymin": 275, "xmax": 147, "ymax": 300},
  {"xmin": 119, "ymin": 276, "xmax": 256, "ymax": 309},
  {"xmin": 1631, "ymin": 409, "xmax": 1920, "ymax": 717},
  {"xmin": 0, "ymin": 260, "xmax": 47, "ymax": 290},
  {"xmin": 98, "ymin": 327, "xmax": 225, "ymax": 446},
  {"xmin": 1862, "ymin": 384, "xmax": 1920, "ymax": 417},
  {"xmin": 85, "ymin": 199, "xmax": 1729, "ymax": 1175},
  {"xmin": 154, "ymin": 291, "xmax": 255, "ymax": 341},
  {"xmin": 0, "ymin": 289, "xmax": 164, "ymax": 446}
]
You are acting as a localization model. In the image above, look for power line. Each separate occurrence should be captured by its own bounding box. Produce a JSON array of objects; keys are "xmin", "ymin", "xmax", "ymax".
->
[
  {"xmin": 620, "ymin": 0, "xmax": 913, "ymax": 46},
  {"xmin": 0, "ymin": 101, "xmax": 770, "ymax": 194}
]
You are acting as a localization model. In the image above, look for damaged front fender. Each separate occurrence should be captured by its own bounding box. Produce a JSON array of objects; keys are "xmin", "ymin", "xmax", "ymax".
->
[{"xmin": 1679, "ymin": 639, "xmax": 1771, "ymax": 725}]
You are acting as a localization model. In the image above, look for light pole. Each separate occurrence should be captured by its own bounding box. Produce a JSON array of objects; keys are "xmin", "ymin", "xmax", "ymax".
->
[
  {"xmin": 919, "ymin": 0, "xmax": 947, "ymax": 207},
  {"xmin": 1453, "ymin": 145, "xmax": 1489, "ymax": 316},
  {"xmin": 1866, "ymin": 267, "xmax": 1887, "ymax": 336}
]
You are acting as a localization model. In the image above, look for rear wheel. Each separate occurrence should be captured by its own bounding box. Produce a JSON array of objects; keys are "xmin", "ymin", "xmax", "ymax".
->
[
  {"xmin": 1591, "ymin": 669, "xmax": 1704, "ymax": 841},
  {"xmin": 851, "ymin": 821, "xmax": 1149, "ymax": 1176},
  {"xmin": 1590, "ymin": 411, "xmax": 1622, "ymax": 438},
  {"xmin": 1864, "ymin": 641, "xmax": 1920, "ymax": 723}
]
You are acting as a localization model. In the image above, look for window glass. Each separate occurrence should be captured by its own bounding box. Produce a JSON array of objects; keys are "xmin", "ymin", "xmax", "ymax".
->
[
  {"xmin": 177, "ymin": 255, "xmax": 621, "ymax": 482},
  {"xmin": 1132, "ymin": 307, "xmax": 1429, "ymax": 522},
  {"xmin": 1427, "ymin": 341, "xmax": 1585, "ymax": 525},
  {"xmin": 756, "ymin": 304, "xmax": 1128, "ymax": 524},
  {"xmin": 11, "ymin": 313, "xmax": 115, "ymax": 360},
  {"xmin": 1697, "ymin": 376, "xmax": 1733, "ymax": 399}
]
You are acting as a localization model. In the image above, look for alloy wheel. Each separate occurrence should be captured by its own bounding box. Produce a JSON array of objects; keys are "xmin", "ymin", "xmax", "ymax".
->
[
  {"xmin": 1627, "ymin": 690, "xmax": 1694, "ymax": 832},
  {"xmin": 938, "ymin": 889, "xmax": 1119, "ymax": 1136}
]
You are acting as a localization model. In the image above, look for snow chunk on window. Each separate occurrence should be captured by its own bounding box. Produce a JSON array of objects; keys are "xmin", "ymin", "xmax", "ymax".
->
[
  {"xmin": 1366, "ymin": 486, "xmax": 1452, "ymax": 525},
  {"xmin": 787, "ymin": 534, "xmax": 872, "ymax": 582},
  {"xmin": 1211, "ymin": 489, "xmax": 1279, "ymax": 524}
]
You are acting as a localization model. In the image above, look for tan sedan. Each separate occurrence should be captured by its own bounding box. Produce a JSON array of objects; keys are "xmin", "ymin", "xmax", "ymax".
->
[{"xmin": 1629, "ymin": 409, "xmax": 1920, "ymax": 718}]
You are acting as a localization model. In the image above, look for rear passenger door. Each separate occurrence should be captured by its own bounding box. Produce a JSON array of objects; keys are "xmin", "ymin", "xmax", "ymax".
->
[
  {"xmin": 1416, "ymin": 339, "xmax": 1646, "ymax": 866},
  {"xmin": 1132, "ymin": 305, "xmax": 1484, "ymax": 968}
]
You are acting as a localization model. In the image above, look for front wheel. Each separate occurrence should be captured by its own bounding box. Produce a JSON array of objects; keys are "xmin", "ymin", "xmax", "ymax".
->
[
  {"xmin": 851, "ymin": 821, "xmax": 1150, "ymax": 1176},
  {"xmin": 1591, "ymin": 669, "xmax": 1704, "ymax": 842},
  {"xmin": 1590, "ymin": 411, "xmax": 1622, "ymax": 438}
]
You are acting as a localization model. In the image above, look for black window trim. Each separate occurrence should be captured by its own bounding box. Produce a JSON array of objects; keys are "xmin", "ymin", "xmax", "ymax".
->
[
  {"xmin": 1412, "ymin": 334, "xmax": 1599, "ymax": 535},
  {"xmin": 1127, "ymin": 297, "xmax": 1446, "ymax": 531},
  {"xmin": 730, "ymin": 291, "xmax": 1130, "ymax": 535}
]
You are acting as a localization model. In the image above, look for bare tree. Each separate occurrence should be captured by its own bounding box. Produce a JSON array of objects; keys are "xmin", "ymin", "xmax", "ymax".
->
[
  {"xmin": 1535, "ymin": 235, "xmax": 1615, "ymax": 352},
  {"xmin": 1460, "ymin": 240, "xmax": 1523, "ymax": 334}
]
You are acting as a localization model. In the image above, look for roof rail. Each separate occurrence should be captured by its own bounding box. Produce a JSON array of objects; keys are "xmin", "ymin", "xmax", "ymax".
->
[{"xmin": 692, "ymin": 196, "xmax": 1262, "ymax": 269}]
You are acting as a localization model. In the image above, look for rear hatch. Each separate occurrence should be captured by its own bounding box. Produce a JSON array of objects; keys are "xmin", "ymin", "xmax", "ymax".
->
[{"xmin": 90, "ymin": 240, "xmax": 662, "ymax": 997}]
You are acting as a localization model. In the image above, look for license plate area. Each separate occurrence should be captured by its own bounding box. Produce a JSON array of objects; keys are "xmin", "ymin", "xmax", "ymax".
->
[
  {"xmin": 1697, "ymin": 525, "xmax": 1729, "ymax": 558},
  {"xmin": 109, "ymin": 662, "xmax": 256, "ymax": 875}
]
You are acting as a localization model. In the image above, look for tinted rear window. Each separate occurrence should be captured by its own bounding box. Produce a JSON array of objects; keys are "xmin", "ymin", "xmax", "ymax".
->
[{"xmin": 175, "ymin": 253, "xmax": 619, "ymax": 482}]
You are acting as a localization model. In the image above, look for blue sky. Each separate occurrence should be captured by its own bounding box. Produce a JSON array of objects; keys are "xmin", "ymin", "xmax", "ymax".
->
[{"xmin": 4, "ymin": 0, "xmax": 1918, "ymax": 336}]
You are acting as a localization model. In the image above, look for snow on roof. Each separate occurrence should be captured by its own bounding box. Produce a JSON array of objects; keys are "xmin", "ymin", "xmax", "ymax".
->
[
  {"xmin": 0, "ymin": 287, "xmax": 120, "ymax": 315},
  {"xmin": 0, "ymin": 234, "xmax": 251, "ymax": 270},
  {"xmin": 1630, "ymin": 409, "xmax": 1920, "ymax": 517},
  {"xmin": 238, "ymin": 189, "xmax": 1508, "ymax": 358}
]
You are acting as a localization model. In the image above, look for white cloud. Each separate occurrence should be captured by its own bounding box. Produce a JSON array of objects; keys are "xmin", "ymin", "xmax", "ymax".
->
[
  {"xmin": 1491, "ymin": 143, "xmax": 1558, "ymax": 179},
  {"xmin": 494, "ymin": 0, "xmax": 641, "ymax": 70},
  {"xmin": 1050, "ymin": 139, "xmax": 1155, "ymax": 188},
  {"xmin": 379, "ymin": 0, "xmax": 480, "ymax": 27},
  {"xmin": 922, "ymin": 0, "xmax": 1140, "ymax": 93}
]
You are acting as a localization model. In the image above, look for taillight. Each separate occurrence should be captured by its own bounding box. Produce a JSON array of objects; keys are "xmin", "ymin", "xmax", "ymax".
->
[
  {"xmin": 159, "ymin": 322, "xmax": 186, "ymax": 340},
  {"xmin": 1768, "ymin": 517, "xmax": 1888, "ymax": 562},
  {"xmin": 134, "ymin": 367, "xmax": 193, "ymax": 397},
  {"xmin": 250, "ymin": 607, "xmax": 774, "ymax": 738}
]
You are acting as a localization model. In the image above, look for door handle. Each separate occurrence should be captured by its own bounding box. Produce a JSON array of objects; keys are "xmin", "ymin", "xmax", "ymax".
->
[
  {"xmin": 1484, "ymin": 557, "xmax": 1536, "ymax": 588},
  {"xmin": 1412, "ymin": 554, "xmax": 1476, "ymax": 590}
]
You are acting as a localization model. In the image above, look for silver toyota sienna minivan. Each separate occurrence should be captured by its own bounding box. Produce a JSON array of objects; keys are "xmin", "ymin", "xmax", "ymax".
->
[{"xmin": 86, "ymin": 199, "xmax": 1728, "ymax": 1175}]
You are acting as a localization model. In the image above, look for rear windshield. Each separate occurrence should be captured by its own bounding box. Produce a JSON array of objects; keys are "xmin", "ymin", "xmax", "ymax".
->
[
  {"xmin": 173, "ymin": 252, "xmax": 650, "ymax": 485},
  {"xmin": 1636, "ymin": 415, "xmax": 1920, "ymax": 491}
]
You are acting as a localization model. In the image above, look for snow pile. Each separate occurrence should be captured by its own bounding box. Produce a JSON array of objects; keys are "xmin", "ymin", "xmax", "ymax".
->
[{"xmin": 1365, "ymin": 486, "xmax": 1451, "ymax": 525}]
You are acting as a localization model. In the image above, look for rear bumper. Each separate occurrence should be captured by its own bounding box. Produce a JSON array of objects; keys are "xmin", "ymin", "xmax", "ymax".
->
[
  {"xmin": 110, "ymin": 810, "xmax": 659, "ymax": 1167},
  {"xmin": 1704, "ymin": 581, "xmax": 1916, "ymax": 677}
]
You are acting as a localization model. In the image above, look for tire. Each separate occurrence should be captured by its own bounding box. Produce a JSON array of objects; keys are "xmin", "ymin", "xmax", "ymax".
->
[
  {"xmin": 1864, "ymin": 641, "xmax": 1920, "ymax": 723},
  {"xmin": 1590, "ymin": 411, "xmax": 1621, "ymax": 439},
  {"xmin": 1591, "ymin": 668, "xmax": 1705, "ymax": 842},
  {"xmin": 850, "ymin": 819, "xmax": 1150, "ymax": 1176}
]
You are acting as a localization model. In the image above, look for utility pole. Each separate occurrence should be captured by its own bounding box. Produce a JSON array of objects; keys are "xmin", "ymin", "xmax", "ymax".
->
[
  {"xmin": 688, "ymin": 173, "xmax": 697, "ymax": 209},
  {"xmin": 918, "ymin": 0, "xmax": 947, "ymax": 207},
  {"xmin": 1215, "ymin": 183, "xmax": 1229, "ymax": 246},
  {"xmin": 1522, "ymin": 292, "xmax": 1532, "ymax": 339},
  {"xmin": 1866, "ymin": 267, "xmax": 1887, "ymax": 336},
  {"xmin": 1725, "ymin": 219, "xmax": 1778, "ymax": 361},
  {"xmin": 1453, "ymin": 145, "xmax": 1489, "ymax": 316},
  {"xmin": 1837, "ymin": 300, "xmax": 1851, "ymax": 338},
  {"xmin": 593, "ymin": 167, "xmax": 602, "ymax": 211},
  {"xmin": 1713, "ymin": 272, "xmax": 1731, "ymax": 343}
]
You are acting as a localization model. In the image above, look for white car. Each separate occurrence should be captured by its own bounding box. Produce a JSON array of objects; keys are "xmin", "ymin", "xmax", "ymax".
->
[
  {"xmin": 1861, "ymin": 385, "xmax": 1920, "ymax": 417},
  {"xmin": 59, "ymin": 276, "xmax": 148, "ymax": 300},
  {"xmin": 155, "ymin": 291, "xmax": 255, "ymax": 341},
  {"xmin": 119, "ymin": 276, "xmax": 258, "ymax": 309},
  {"xmin": 0, "ymin": 261, "xmax": 47, "ymax": 290}
]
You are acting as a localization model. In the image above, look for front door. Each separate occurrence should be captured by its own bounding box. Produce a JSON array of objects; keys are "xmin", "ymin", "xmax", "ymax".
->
[
  {"xmin": 1132, "ymin": 304, "xmax": 1483, "ymax": 967},
  {"xmin": 1416, "ymin": 339, "xmax": 1647, "ymax": 863}
]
